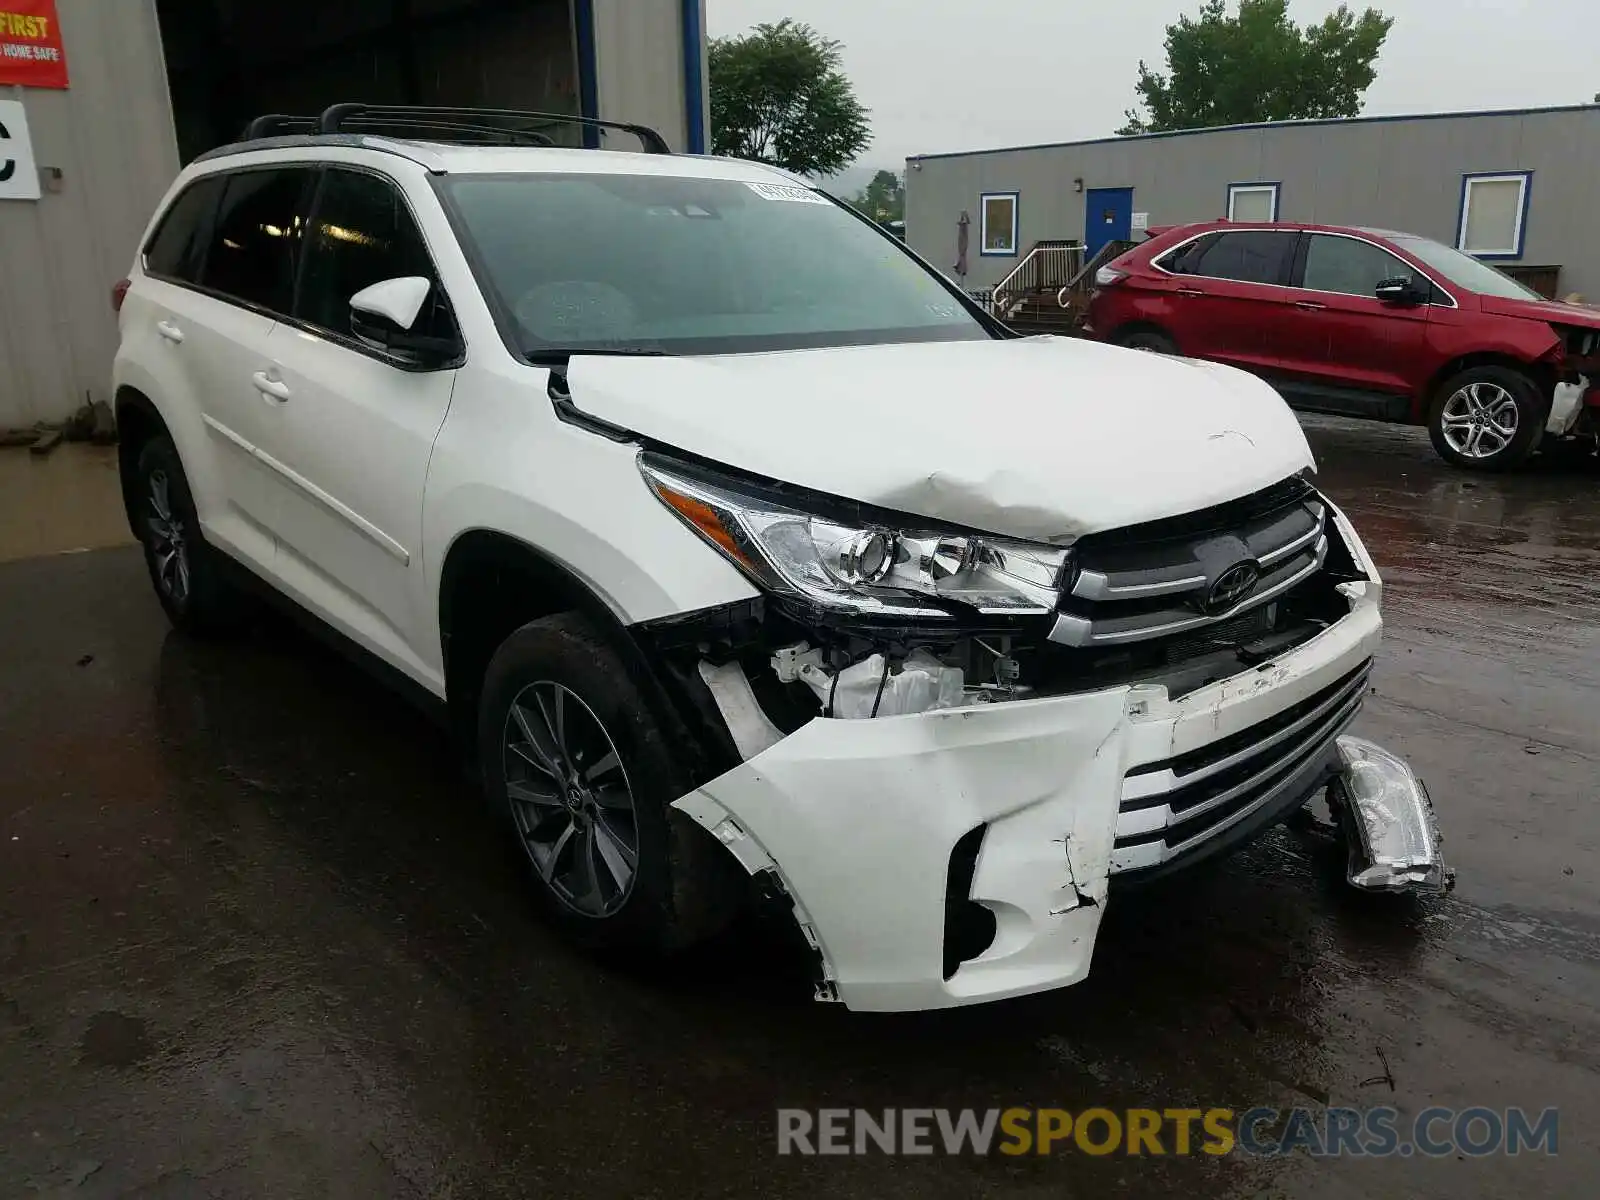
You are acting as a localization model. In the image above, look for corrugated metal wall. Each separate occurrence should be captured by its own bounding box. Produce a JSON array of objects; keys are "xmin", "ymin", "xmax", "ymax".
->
[
  {"xmin": 906, "ymin": 107, "xmax": 1600, "ymax": 298},
  {"xmin": 0, "ymin": 0, "xmax": 179, "ymax": 429},
  {"xmin": 589, "ymin": 0, "xmax": 697, "ymax": 152}
]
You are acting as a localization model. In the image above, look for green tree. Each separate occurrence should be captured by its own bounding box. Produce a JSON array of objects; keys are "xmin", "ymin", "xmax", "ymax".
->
[
  {"xmin": 1119, "ymin": 0, "xmax": 1392, "ymax": 135},
  {"xmin": 848, "ymin": 169, "xmax": 904, "ymax": 224},
  {"xmin": 710, "ymin": 19, "xmax": 871, "ymax": 177}
]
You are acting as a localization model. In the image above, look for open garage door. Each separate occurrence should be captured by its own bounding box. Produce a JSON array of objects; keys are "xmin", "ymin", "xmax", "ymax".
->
[{"xmin": 155, "ymin": 0, "xmax": 583, "ymax": 162}]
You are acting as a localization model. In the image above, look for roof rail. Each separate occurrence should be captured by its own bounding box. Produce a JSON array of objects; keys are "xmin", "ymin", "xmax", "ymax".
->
[
  {"xmin": 241, "ymin": 114, "xmax": 319, "ymax": 140},
  {"xmin": 314, "ymin": 104, "xmax": 673, "ymax": 154}
]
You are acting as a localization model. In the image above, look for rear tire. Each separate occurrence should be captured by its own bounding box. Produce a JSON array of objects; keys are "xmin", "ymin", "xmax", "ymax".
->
[
  {"xmin": 1115, "ymin": 327, "xmax": 1177, "ymax": 354},
  {"xmin": 477, "ymin": 613, "xmax": 739, "ymax": 957},
  {"xmin": 132, "ymin": 435, "xmax": 244, "ymax": 635},
  {"xmin": 1427, "ymin": 366, "xmax": 1545, "ymax": 471}
]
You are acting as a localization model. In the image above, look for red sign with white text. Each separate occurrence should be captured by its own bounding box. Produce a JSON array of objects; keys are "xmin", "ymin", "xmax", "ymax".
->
[{"xmin": 0, "ymin": 1, "xmax": 67, "ymax": 89}]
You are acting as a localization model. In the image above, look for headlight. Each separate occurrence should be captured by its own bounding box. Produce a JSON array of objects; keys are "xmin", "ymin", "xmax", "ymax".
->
[{"xmin": 639, "ymin": 456, "xmax": 1069, "ymax": 619}]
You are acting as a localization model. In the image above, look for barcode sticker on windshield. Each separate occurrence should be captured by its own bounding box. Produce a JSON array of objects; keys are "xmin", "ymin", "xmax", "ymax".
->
[{"xmin": 746, "ymin": 182, "xmax": 829, "ymax": 205}]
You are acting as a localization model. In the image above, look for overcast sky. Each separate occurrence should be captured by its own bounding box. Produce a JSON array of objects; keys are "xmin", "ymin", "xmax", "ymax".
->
[{"xmin": 707, "ymin": 0, "xmax": 1591, "ymax": 169}]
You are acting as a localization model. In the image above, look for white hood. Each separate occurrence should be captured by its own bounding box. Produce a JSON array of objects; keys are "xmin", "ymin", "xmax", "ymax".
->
[{"xmin": 564, "ymin": 337, "xmax": 1314, "ymax": 541}]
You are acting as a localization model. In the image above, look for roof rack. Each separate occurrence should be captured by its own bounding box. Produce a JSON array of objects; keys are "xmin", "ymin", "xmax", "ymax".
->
[{"xmin": 241, "ymin": 104, "xmax": 671, "ymax": 154}]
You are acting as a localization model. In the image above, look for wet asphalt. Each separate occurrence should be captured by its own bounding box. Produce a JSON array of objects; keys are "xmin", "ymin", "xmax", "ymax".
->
[{"xmin": 1, "ymin": 416, "xmax": 1597, "ymax": 1198}]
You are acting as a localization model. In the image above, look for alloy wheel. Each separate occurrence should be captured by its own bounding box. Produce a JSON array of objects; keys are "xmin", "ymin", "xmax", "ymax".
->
[
  {"xmin": 1440, "ymin": 383, "xmax": 1520, "ymax": 460},
  {"xmin": 146, "ymin": 470, "xmax": 191, "ymax": 604},
  {"xmin": 502, "ymin": 681, "xmax": 639, "ymax": 918}
]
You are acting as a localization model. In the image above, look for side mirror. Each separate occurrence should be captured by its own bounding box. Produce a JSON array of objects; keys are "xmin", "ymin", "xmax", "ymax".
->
[
  {"xmin": 349, "ymin": 276, "xmax": 458, "ymax": 366},
  {"xmin": 1375, "ymin": 276, "xmax": 1424, "ymax": 306}
]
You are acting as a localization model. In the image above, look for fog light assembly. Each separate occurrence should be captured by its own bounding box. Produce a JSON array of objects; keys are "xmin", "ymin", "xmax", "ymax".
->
[{"xmin": 1329, "ymin": 736, "xmax": 1454, "ymax": 895}]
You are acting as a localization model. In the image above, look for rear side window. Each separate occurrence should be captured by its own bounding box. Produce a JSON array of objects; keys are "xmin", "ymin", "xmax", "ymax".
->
[
  {"xmin": 201, "ymin": 168, "xmax": 314, "ymax": 314},
  {"xmin": 1171, "ymin": 232, "xmax": 1292, "ymax": 288},
  {"xmin": 295, "ymin": 169, "xmax": 448, "ymax": 338},
  {"xmin": 144, "ymin": 177, "xmax": 225, "ymax": 283},
  {"xmin": 1185, "ymin": 231, "xmax": 1295, "ymax": 285}
]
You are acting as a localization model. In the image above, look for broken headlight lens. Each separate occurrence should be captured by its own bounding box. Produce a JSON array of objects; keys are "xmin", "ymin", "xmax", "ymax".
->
[{"xmin": 640, "ymin": 457, "xmax": 1069, "ymax": 618}]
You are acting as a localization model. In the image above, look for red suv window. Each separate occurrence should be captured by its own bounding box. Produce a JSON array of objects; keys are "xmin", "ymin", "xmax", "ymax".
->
[{"xmin": 1159, "ymin": 229, "xmax": 1295, "ymax": 286}]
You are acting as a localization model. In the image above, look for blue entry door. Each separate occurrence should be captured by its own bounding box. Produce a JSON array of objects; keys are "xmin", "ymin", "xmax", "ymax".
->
[{"xmin": 1084, "ymin": 187, "xmax": 1134, "ymax": 260}]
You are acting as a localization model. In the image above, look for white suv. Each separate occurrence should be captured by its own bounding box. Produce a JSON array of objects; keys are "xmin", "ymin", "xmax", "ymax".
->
[{"xmin": 113, "ymin": 106, "xmax": 1428, "ymax": 1012}]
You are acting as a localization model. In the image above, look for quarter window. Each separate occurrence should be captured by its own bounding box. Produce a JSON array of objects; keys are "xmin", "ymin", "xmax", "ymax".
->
[
  {"xmin": 202, "ymin": 168, "xmax": 314, "ymax": 314},
  {"xmin": 1458, "ymin": 173, "xmax": 1530, "ymax": 258},
  {"xmin": 296, "ymin": 169, "xmax": 448, "ymax": 339},
  {"xmin": 144, "ymin": 177, "xmax": 225, "ymax": 283},
  {"xmin": 1302, "ymin": 235, "xmax": 1420, "ymax": 298}
]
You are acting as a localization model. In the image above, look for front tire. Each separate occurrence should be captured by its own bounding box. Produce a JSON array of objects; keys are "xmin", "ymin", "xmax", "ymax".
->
[
  {"xmin": 1427, "ymin": 366, "xmax": 1545, "ymax": 471},
  {"xmin": 477, "ymin": 613, "xmax": 738, "ymax": 957},
  {"xmin": 132, "ymin": 435, "xmax": 243, "ymax": 634}
]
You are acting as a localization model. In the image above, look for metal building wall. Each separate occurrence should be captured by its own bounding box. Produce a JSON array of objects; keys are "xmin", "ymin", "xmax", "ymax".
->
[
  {"xmin": 906, "ymin": 106, "xmax": 1600, "ymax": 298},
  {"xmin": 585, "ymin": 0, "xmax": 707, "ymax": 153},
  {"xmin": 0, "ymin": 0, "xmax": 179, "ymax": 429}
]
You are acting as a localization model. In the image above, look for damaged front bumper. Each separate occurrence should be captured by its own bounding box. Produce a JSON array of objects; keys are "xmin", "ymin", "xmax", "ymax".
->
[{"xmin": 672, "ymin": 582, "xmax": 1443, "ymax": 1012}]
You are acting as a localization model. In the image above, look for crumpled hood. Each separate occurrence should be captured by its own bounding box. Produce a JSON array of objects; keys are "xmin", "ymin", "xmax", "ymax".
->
[
  {"xmin": 1479, "ymin": 294, "xmax": 1600, "ymax": 327},
  {"xmin": 564, "ymin": 337, "xmax": 1314, "ymax": 540}
]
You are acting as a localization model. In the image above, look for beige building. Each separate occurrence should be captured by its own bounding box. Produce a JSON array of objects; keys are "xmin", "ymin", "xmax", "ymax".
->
[
  {"xmin": 906, "ymin": 105, "xmax": 1599, "ymax": 302},
  {"xmin": 0, "ymin": 0, "xmax": 709, "ymax": 430}
]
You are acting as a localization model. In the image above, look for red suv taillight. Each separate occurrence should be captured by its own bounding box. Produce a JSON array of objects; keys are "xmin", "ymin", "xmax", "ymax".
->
[
  {"xmin": 1093, "ymin": 266, "xmax": 1128, "ymax": 288},
  {"xmin": 111, "ymin": 278, "xmax": 131, "ymax": 313}
]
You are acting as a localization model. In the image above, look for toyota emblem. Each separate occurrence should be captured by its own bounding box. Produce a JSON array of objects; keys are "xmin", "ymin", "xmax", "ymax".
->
[{"xmin": 1205, "ymin": 561, "xmax": 1261, "ymax": 614}]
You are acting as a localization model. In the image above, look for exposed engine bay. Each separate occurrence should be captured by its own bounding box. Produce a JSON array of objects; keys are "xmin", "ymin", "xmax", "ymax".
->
[{"xmin": 639, "ymin": 470, "xmax": 1370, "ymax": 765}]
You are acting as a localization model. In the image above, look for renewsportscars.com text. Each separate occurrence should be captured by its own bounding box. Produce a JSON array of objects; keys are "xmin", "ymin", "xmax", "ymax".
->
[{"xmin": 776, "ymin": 1106, "xmax": 1558, "ymax": 1158}]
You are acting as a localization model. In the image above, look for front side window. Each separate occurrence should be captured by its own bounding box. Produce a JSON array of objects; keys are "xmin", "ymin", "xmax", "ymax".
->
[
  {"xmin": 144, "ymin": 177, "xmax": 226, "ymax": 283},
  {"xmin": 202, "ymin": 168, "xmax": 314, "ymax": 313},
  {"xmin": 1302, "ymin": 235, "xmax": 1418, "ymax": 298},
  {"xmin": 1169, "ymin": 230, "xmax": 1294, "ymax": 286},
  {"xmin": 1458, "ymin": 173, "xmax": 1530, "ymax": 258},
  {"xmin": 980, "ymin": 192, "xmax": 1018, "ymax": 256},
  {"xmin": 442, "ymin": 173, "xmax": 989, "ymax": 356},
  {"xmin": 297, "ymin": 169, "xmax": 448, "ymax": 339}
]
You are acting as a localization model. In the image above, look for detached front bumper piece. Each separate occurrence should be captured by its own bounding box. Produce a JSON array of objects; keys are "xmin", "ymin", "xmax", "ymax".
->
[
  {"xmin": 1332, "ymin": 736, "xmax": 1452, "ymax": 894},
  {"xmin": 674, "ymin": 686, "xmax": 1133, "ymax": 1013}
]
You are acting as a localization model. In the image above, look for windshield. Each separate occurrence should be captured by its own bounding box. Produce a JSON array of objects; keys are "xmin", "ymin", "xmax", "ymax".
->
[
  {"xmin": 1386, "ymin": 235, "xmax": 1543, "ymax": 301},
  {"xmin": 441, "ymin": 173, "xmax": 989, "ymax": 356}
]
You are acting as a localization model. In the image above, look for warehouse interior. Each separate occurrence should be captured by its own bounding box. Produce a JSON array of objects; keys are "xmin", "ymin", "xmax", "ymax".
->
[{"xmin": 153, "ymin": 0, "xmax": 583, "ymax": 162}]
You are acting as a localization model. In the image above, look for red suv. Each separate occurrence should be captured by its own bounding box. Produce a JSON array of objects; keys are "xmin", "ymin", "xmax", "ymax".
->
[{"xmin": 1087, "ymin": 221, "xmax": 1600, "ymax": 470}]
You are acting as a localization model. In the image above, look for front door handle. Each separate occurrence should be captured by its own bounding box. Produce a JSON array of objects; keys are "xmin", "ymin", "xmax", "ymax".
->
[
  {"xmin": 1176, "ymin": 288, "xmax": 1206, "ymax": 298},
  {"xmin": 156, "ymin": 320, "xmax": 185, "ymax": 344},
  {"xmin": 251, "ymin": 371, "xmax": 291, "ymax": 402},
  {"xmin": 1294, "ymin": 301, "xmax": 1327, "ymax": 311}
]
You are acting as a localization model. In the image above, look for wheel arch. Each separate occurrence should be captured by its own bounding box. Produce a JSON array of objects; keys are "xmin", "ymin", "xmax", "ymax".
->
[
  {"xmin": 1420, "ymin": 352, "xmax": 1553, "ymax": 425},
  {"xmin": 1108, "ymin": 319, "xmax": 1175, "ymax": 348},
  {"xmin": 113, "ymin": 385, "xmax": 170, "ymax": 535},
  {"xmin": 437, "ymin": 529, "xmax": 656, "ymax": 752}
]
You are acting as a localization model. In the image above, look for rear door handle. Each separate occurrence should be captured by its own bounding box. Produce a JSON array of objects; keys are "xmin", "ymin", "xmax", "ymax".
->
[
  {"xmin": 251, "ymin": 370, "xmax": 291, "ymax": 402},
  {"xmin": 1294, "ymin": 301, "xmax": 1327, "ymax": 311},
  {"xmin": 156, "ymin": 320, "xmax": 185, "ymax": 344},
  {"xmin": 1176, "ymin": 288, "xmax": 1206, "ymax": 297}
]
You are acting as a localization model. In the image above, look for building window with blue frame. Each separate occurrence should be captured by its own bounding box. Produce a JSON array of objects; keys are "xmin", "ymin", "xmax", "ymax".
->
[
  {"xmin": 1457, "ymin": 172, "xmax": 1532, "ymax": 259},
  {"xmin": 980, "ymin": 192, "xmax": 1019, "ymax": 256},
  {"xmin": 1227, "ymin": 182, "xmax": 1280, "ymax": 223}
]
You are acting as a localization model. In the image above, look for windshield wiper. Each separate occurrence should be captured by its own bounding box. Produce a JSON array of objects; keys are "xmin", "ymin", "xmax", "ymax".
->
[{"xmin": 524, "ymin": 346, "xmax": 671, "ymax": 366}]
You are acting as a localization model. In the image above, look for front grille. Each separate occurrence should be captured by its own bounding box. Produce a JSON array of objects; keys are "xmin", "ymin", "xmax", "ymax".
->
[
  {"xmin": 1051, "ymin": 478, "xmax": 1327, "ymax": 649},
  {"xmin": 1111, "ymin": 659, "xmax": 1372, "ymax": 873}
]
